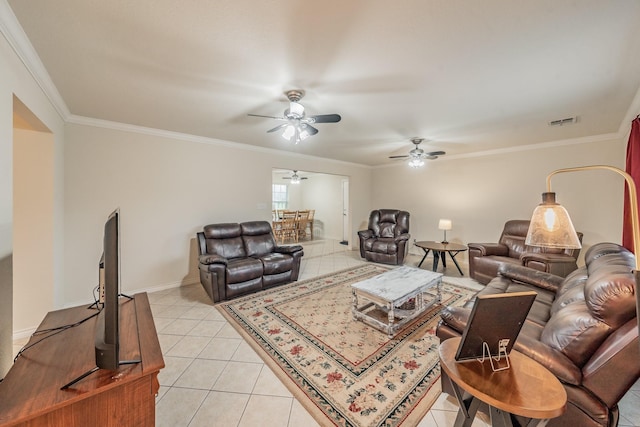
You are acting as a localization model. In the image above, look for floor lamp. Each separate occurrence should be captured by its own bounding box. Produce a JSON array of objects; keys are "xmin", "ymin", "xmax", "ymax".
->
[{"xmin": 525, "ymin": 165, "xmax": 640, "ymax": 344}]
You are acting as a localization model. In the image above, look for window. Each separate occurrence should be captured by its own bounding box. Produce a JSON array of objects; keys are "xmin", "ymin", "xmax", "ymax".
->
[{"xmin": 272, "ymin": 184, "xmax": 288, "ymax": 210}]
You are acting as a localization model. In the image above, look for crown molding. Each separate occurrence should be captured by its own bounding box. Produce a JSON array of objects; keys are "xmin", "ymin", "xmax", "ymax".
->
[
  {"xmin": 376, "ymin": 131, "xmax": 624, "ymax": 169},
  {"xmin": 0, "ymin": 0, "xmax": 70, "ymax": 120},
  {"xmin": 67, "ymin": 114, "xmax": 372, "ymax": 169}
]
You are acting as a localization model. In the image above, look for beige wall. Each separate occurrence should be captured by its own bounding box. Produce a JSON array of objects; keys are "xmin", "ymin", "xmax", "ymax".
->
[
  {"xmin": 63, "ymin": 123, "xmax": 372, "ymax": 305},
  {"xmin": 13, "ymin": 128, "xmax": 55, "ymax": 334},
  {"xmin": 371, "ymin": 137, "xmax": 627, "ymax": 263}
]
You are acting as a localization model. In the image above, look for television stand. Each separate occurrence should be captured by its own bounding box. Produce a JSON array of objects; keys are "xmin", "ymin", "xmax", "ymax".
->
[
  {"xmin": 87, "ymin": 292, "xmax": 133, "ymax": 310},
  {"xmin": 0, "ymin": 293, "xmax": 164, "ymax": 427},
  {"xmin": 61, "ymin": 359, "xmax": 141, "ymax": 390}
]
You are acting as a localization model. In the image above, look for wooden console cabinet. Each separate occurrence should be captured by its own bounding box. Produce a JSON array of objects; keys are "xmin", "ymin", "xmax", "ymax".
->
[{"xmin": 0, "ymin": 293, "xmax": 164, "ymax": 427}]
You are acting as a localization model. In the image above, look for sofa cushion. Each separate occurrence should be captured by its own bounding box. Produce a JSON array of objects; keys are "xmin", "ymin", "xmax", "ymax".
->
[
  {"xmin": 367, "ymin": 238, "xmax": 398, "ymax": 254},
  {"xmin": 541, "ymin": 244, "xmax": 637, "ymax": 367},
  {"xmin": 204, "ymin": 223, "xmax": 247, "ymax": 259},
  {"xmin": 226, "ymin": 257, "xmax": 263, "ymax": 284},
  {"xmin": 227, "ymin": 277, "xmax": 262, "ymax": 298},
  {"xmin": 204, "ymin": 223, "xmax": 242, "ymax": 239},
  {"xmin": 258, "ymin": 253, "xmax": 294, "ymax": 275},
  {"xmin": 207, "ymin": 237, "xmax": 246, "ymax": 259},
  {"xmin": 242, "ymin": 221, "xmax": 277, "ymax": 257}
]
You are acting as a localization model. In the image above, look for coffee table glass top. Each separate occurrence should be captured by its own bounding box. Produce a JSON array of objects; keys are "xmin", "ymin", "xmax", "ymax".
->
[{"xmin": 351, "ymin": 266, "xmax": 442, "ymax": 300}]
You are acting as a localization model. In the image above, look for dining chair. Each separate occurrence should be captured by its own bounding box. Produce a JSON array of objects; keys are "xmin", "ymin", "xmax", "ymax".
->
[
  {"xmin": 296, "ymin": 210, "xmax": 310, "ymax": 239},
  {"xmin": 279, "ymin": 211, "xmax": 299, "ymax": 243}
]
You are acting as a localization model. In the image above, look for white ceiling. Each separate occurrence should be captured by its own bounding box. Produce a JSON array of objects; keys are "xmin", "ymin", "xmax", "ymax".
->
[{"xmin": 7, "ymin": 0, "xmax": 640, "ymax": 166}]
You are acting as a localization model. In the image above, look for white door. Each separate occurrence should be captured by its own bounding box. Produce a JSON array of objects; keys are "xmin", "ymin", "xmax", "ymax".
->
[{"xmin": 342, "ymin": 179, "xmax": 349, "ymax": 244}]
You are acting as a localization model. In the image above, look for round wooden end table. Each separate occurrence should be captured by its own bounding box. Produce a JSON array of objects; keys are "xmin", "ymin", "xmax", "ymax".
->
[
  {"xmin": 439, "ymin": 337, "xmax": 567, "ymax": 427},
  {"xmin": 414, "ymin": 241, "xmax": 468, "ymax": 275}
]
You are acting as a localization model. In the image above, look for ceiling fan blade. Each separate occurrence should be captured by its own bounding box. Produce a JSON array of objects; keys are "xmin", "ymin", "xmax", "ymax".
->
[
  {"xmin": 248, "ymin": 113, "xmax": 286, "ymax": 120},
  {"xmin": 389, "ymin": 155, "xmax": 409, "ymax": 159},
  {"xmin": 302, "ymin": 124, "xmax": 319, "ymax": 135},
  {"xmin": 426, "ymin": 151, "xmax": 446, "ymax": 156},
  {"xmin": 309, "ymin": 114, "xmax": 342, "ymax": 123},
  {"xmin": 267, "ymin": 123, "xmax": 289, "ymax": 133}
]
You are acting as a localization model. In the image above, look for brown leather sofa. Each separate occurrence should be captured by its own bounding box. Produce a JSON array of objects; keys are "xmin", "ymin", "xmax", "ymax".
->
[
  {"xmin": 468, "ymin": 219, "xmax": 583, "ymax": 284},
  {"xmin": 197, "ymin": 221, "xmax": 304, "ymax": 303},
  {"xmin": 357, "ymin": 209, "xmax": 410, "ymax": 265},
  {"xmin": 437, "ymin": 242, "xmax": 640, "ymax": 427}
]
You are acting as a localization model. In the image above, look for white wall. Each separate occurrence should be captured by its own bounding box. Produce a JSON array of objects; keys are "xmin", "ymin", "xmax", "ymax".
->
[
  {"xmin": 371, "ymin": 136, "xmax": 627, "ymax": 264},
  {"xmin": 299, "ymin": 173, "xmax": 346, "ymax": 240},
  {"xmin": 271, "ymin": 170, "xmax": 347, "ymax": 240},
  {"xmin": 0, "ymin": 14, "xmax": 65, "ymax": 373},
  {"xmin": 64, "ymin": 123, "xmax": 372, "ymax": 305}
]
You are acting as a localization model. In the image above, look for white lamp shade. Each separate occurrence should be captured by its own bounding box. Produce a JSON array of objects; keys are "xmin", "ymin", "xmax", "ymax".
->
[{"xmin": 438, "ymin": 219, "xmax": 452, "ymax": 230}]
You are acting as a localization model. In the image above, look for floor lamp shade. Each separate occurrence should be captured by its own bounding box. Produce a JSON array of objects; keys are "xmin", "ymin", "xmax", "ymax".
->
[{"xmin": 526, "ymin": 192, "xmax": 582, "ymax": 249}]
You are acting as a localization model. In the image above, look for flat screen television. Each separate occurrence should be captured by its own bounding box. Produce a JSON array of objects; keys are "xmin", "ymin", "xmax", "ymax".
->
[{"xmin": 95, "ymin": 208, "xmax": 120, "ymax": 370}]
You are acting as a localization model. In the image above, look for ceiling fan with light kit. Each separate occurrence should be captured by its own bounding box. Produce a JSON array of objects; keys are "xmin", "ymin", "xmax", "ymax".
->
[
  {"xmin": 249, "ymin": 90, "xmax": 341, "ymax": 144},
  {"xmin": 282, "ymin": 170, "xmax": 307, "ymax": 184},
  {"xmin": 389, "ymin": 138, "xmax": 446, "ymax": 168}
]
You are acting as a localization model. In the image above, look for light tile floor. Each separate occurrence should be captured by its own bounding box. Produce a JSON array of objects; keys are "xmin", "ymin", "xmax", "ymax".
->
[{"xmin": 11, "ymin": 239, "xmax": 640, "ymax": 426}]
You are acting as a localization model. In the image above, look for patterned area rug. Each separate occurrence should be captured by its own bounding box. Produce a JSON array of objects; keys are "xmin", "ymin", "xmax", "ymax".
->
[{"xmin": 217, "ymin": 264, "xmax": 476, "ymax": 427}]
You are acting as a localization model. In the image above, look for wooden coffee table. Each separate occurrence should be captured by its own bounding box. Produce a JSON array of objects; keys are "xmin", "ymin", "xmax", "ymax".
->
[
  {"xmin": 351, "ymin": 266, "xmax": 442, "ymax": 338},
  {"xmin": 415, "ymin": 241, "xmax": 468, "ymax": 275},
  {"xmin": 439, "ymin": 337, "xmax": 567, "ymax": 427}
]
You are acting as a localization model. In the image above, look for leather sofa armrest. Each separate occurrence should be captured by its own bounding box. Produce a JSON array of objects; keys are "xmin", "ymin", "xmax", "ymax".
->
[
  {"xmin": 358, "ymin": 229, "xmax": 373, "ymax": 239},
  {"xmin": 199, "ymin": 254, "xmax": 227, "ymax": 266},
  {"xmin": 514, "ymin": 334, "xmax": 582, "ymax": 385},
  {"xmin": 468, "ymin": 242, "xmax": 508, "ymax": 256},
  {"xmin": 521, "ymin": 252, "xmax": 577, "ymax": 266},
  {"xmin": 439, "ymin": 306, "xmax": 472, "ymax": 332},
  {"xmin": 497, "ymin": 264, "xmax": 563, "ymax": 293},
  {"xmin": 520, "ymin": 252, "xmax": 578, "ymax": 277},
  {"xmin": 394, "ymin": 233, "xmax": 410, "ymax": 243},
  {"xmin": 274, "ymin": 245, "xmax": 303, "ymax": 254}
]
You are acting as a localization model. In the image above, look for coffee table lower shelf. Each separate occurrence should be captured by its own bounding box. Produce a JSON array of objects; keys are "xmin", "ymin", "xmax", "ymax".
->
[{"xmin": 352, "ymin": 288, "xmax": 441, "ymax": 338}]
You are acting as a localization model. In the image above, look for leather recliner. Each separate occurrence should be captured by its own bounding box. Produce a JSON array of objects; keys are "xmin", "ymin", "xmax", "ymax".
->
[
  {"xmin": 468, "ymin": 219, "xmax": 583, "ymax": 285},
  {"xmin": 437, "ymin": 242, "xmax": 640, "ymax": 427},
  {"xmin": 357, "ymin": 209, "xmax": 410, "ymax": 265},
  {"xmin": 197, "ymin": 221, "xmax": 304, "ymax": 302}
]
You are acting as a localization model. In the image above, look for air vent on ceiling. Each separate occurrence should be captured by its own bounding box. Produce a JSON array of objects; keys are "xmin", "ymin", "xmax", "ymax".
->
[{"xmin": 548, "ymin": 116, "xmax": 578, "ymax": 126}]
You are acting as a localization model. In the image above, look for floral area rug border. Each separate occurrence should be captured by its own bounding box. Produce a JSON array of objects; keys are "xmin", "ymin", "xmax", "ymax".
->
[{"xmin": 217, "ymin": 264, "xmax": 476, "ymax": 427}]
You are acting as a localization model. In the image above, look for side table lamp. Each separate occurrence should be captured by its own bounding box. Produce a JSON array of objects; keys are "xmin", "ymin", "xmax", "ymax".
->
[{"xmin": 439, "ymin": 219, "xmax": 452, "ymax": 244}]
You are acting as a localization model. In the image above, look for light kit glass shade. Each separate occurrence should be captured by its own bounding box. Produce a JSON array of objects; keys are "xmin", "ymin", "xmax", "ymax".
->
[
  {"xmin": 525, "ymin": 192, "xmax": 582, "ymax": 249},
  {"xmin": 290, "ymin": 175, "xmax": 300, "ymax": 184},
  {"xmin": 439, "ymin": 219, "xmax": 452, "ymax": 243},
  {"xmin": 408, "ymin": 157, "xmax": 424, "ymax": 168},
  {"xmin": 281, "ymin": 123, "xmax": 311, "ymax": 144}
]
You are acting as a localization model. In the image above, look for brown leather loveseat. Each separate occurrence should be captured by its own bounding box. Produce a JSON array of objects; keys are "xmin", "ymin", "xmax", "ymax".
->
[
  {"xmin": 468, "ymin": 219, "xmax": 583, "ymax": 284},
  {"xmin": 437, "ymin": 242, "xmax": 639, "ymax": 427},
  {"xmin": 197, "ymin": 221, "xmax": 304, "ymax": 303},
  {"xmin": 357, "ymin": 209, "xmax": 410, "ymax": 265}
]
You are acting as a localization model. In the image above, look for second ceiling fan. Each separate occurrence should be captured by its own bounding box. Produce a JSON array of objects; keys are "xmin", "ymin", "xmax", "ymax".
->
[
  {"xmin": 389, "ymin": 138, "xmax": 446, "ymax": 167},
  {"xmin": 249, "ymin": 90, "xmax": 341, "ymax": 144},
  {"xmin": 282, "ymin": 170, "xmax": 307, "ymax": 184}
]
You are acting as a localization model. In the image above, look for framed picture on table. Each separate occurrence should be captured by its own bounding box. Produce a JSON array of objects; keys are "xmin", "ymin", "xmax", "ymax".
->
[{"xmin": 455, "ymin": 291, "xmax": 537, "ymax": 365}]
